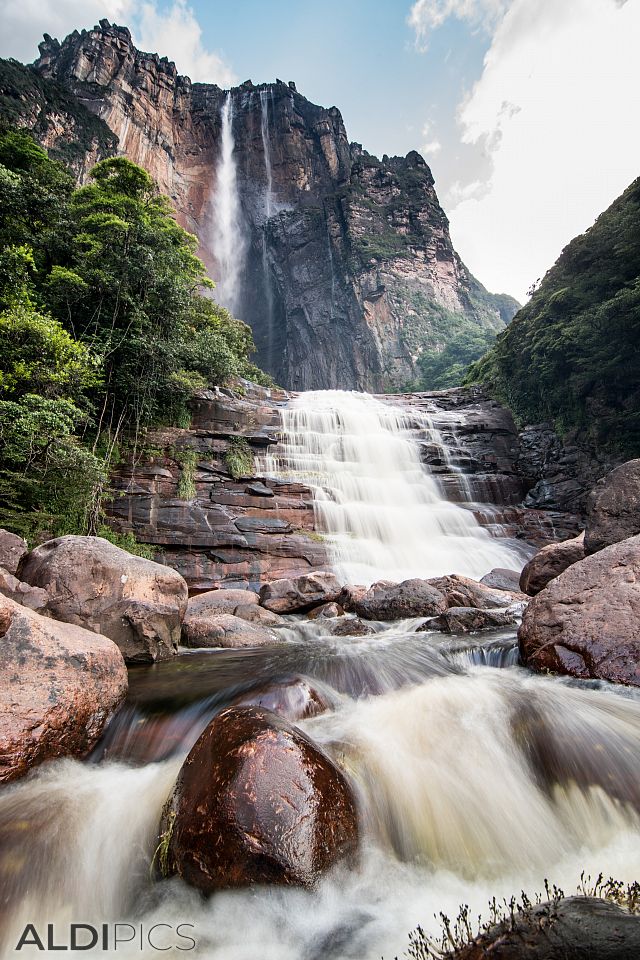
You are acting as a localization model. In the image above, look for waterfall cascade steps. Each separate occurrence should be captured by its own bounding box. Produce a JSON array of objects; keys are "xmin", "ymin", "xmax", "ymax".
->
[
  {"xmin": 260, "ymin": 389, "xmax": 528, "ymax": 585},
  {"xmin": 1, "ymin": 390, "xmax": 638, "ymax": 958}
]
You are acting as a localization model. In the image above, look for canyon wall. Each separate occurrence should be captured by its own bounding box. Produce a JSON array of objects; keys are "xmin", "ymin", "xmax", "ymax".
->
[{"xmin": 25, "ymin": 20, "xmax": 518, "ymax": 391}]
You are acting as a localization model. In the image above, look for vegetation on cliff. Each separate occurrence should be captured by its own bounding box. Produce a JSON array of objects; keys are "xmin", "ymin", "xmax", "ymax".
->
[
  {"xmin": 467, "ymin": 176, "xmax": 640, "ymax": 456},
  {"xmin": 0, "ymin": 128, "xmax": 267, "ymax": 540}
]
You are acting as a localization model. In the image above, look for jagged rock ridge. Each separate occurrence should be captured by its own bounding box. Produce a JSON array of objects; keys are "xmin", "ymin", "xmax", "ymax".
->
[{"xmin": 19, "ymin": 20, "xmax": 519, "ymax": 390}]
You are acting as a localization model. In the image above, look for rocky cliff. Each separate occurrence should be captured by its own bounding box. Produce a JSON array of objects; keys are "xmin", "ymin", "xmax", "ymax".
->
[{"xmin": 22, "ymin": 20, "xmax": 518, "ymax": 391}]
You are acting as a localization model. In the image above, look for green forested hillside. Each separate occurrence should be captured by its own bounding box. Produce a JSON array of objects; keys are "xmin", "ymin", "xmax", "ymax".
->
[
  {"xmin": 0, "ymin": 128, "xmax": 267, "ymax": 541},
  {"xmin": 467, "ymin": 177, "xmax": 640, "ymax": 456}
]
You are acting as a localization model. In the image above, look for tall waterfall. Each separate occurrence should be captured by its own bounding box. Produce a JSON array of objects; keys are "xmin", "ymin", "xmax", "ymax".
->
[
  {"xmin": 261, "ymin": 390, "xmax": 523, "ymax": 584},
  {"xmin": 212, "ymin": 92, "xmax": 246, "ymax": 314},
  {"xmin": 259, "ymin": 88, "xmax": 276, "ymax": 366}
]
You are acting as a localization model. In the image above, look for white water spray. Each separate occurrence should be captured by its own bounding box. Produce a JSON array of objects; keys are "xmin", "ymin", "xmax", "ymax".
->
[
  {"xmin": 260, "ymin": 390, "xmax": 524, "ymax": 584},
  {"xmin": 212, "ymin": 92, "xmax": 246, "ymax": 314}
]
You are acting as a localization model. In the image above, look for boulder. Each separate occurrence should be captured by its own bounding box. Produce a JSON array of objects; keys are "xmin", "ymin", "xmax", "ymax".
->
[
  {"xmin": 518, "ymin": 534, "xmax": 640, "ymax": 686},
  {"xmin": 331, "ymin": 617, "xmax": 375, "ymax": 637},
  {"xmin": 585, "ymin": 459, "xmax": 640, "ymax": 554},
  {"xmin": 0, "ymin": 567, "xmax": 49, "ymax": 613},
  {"xmin": 259, "ymin": 571, "xmax": 342, "ymax": 613},
  {"xmin": 519, "ymin": 533, "xmax": 585, "ymax": 595},
  {"xmin": 187, "ymin": 588, "xmax": 260, "ymax": 617},
  {"xmin": 419, "ymin": 606, "xmax": 519, "ymax": 634},
  {"xmin": 231, "ymin": 604, "xmax": 285, "ymax": 627},
  {"xmin": 0, "ymin": 529, "xmax": 28, "ymax": 576},
  {"xmin": 447, "ymin": 896, "xmax": 640, "ymax": 960},
  {"xmin": 229, "ymin": 678, "xmax": 333, "ymax": 721},
  {"xmin": 480, "ymin": 567, "xmax": 522, "ymax": 592},
  {"xmin": 308, "ymin": 602, "xmax": 344, "ymax": 619},
  {"xmin": 427, "ymin": 573, "xmax": 524, "ymax": 609},
  {"xmin": 157, "ymin": 706, "xmax": 358, "ymax": 890},
  {"xmin": 182, "ymin": 613, "xmax": 278, "ymax": 649},
  {"xmin": 347, "ymin": 579, "xmax": 447, "ymax": 621},
  {"xmin": 337, "ymin": 584, "xmax": 367, "ymax": 612},
  {"xmin": 20, "ymin": 535, "xmax": 188, "ymax": 663},
  {"xmin": 0, "ymin": 595, "xmax": 128, "ymax": 783}
]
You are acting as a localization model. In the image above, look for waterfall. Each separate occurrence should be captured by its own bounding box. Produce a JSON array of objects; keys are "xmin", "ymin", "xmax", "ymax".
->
[
  {"xmin": 260, "ymin": 390, "xmax": 523, "ymax": 584},
  {"xmin": 259, "ymin": 88, "xmax": 276, "ymax": 367},
  {"xmin": 212, "ymin": 91, "xmax": 246, "ymax": 314}
]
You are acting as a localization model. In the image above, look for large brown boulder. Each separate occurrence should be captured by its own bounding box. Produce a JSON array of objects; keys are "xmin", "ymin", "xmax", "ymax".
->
[
  {"xmin": 585, "ymin": 459, "xmax": 640, "ymax": 554},
  {"xmin": 0, "ymin": 529, "xmax": 27, "ymax": 576},
  {"xmin": 20, "ymin": 536, "xmax": 188, "ymax": 663},
  {"xmin": 182, "ymin": 613, "xmax": 279, "ymax": 648},
  {"xmin": 519, "ymin": 532, "xmax": 585, "ymax": 595},
  {"xmin": 157, "ymin": 706, "xmax": 358, "ymax": 891},
  {"xmin": 419, "ymin": 606, "xmax": 518, "ymax": 634},
  {"xmin": 427, "ymin": 574, "xmax": 524, "ymax": 609},
  {"xmin": 259, "ymin": 571, "xmax": 342, "ymax": 613},
  {"xmin": 518, "ymin": 534, "xmax": 640, "ymax": 686},
  {"xmin": 186, "ymin": 588, "xmax": 260, "ymax": 617},
  {"xmin": 0, "ymin": 595, "xmax": 127, "ymax": 783},
  {"xmin": 346, "ymin": 579, "xmax": 447, "ymax": 621}
]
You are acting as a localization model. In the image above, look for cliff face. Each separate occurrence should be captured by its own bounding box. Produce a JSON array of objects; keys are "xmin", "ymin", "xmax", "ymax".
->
[{"xmin": 30, "ymin": 20, "xmax": 519, "ymax": 391}]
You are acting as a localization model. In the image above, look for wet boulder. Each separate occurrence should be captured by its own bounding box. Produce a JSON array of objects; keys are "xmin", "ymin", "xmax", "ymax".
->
[
  {"xmin": 0, "ymin": 529, "xmax": 27, "ymax": 576},
  {"xmin": 347, "ymin": 579, "xmax": 447, "ymax": 621},
  {"xmin": 585, "ymin": 459, "xmax": 640, "ymax": 554},
  {"xmin": 480, "ymin": 567, "xmax": 522, "ymax": 592},
  {"xmin": 419, "ymin": 606, "xmax": 519, "ymax": 634},
  {"xmin": 259, "ymin": 571, "xmax": 342, "ymax": 613},
  {"xmin": 0, "ymin": 595, "xmax": 128, "ymax": 783},
  {"xmin": 186, "ymin": 588, "xmax": 260, "ymax": 617},
  {"xmin": 331, "ymin": 617, "xmax": 375, "ymax": 637},
  {"xmin": 445, "ymin": 896, "xmax": 640, "ymax": 960},
  {"xmin": 518, "ymin": 534, "xmax": 640, "ymax": 686},
  {"xmin": 182, "ymin": 613, "xmax": 279, "ymax": 648},
  {"xmin": 427, "ymin": 573, "xmax": 524, "ymax": 609},
  {"xmin": 20, "ymin": 535, "xmax": 188, "ymax": 663},
  {"xmin": 308, "ymin": 602, "xmax": 344, "ymax": 619},
  {"xmin": 229, "ymin": 677, "xmax": 334, "ymax": 721},
  {"xmin": 157, "ymin": 706, "xmax": 359, "ymax": 891},
  {"xmin": 519, "ymin": 532, "xmax": 585, "ymax": 595}
]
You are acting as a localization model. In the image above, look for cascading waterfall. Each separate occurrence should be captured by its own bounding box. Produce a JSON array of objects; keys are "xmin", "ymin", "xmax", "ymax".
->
[
  {"xmin": 260, "ymin": 389, "xmax": 524, "ymax": 584},
  {"xmin": 259, "ymin": 88, "xmax": 276, "ymax": 367},
  {"xmin": 212, "ymin": 91, "xmax": 246, "ymax": 314}
]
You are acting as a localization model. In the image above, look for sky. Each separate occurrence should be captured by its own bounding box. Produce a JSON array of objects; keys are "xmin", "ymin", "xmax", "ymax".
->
[{"xmin": 0, "ymin": 0, "xmax": 638, "ymax": 302}]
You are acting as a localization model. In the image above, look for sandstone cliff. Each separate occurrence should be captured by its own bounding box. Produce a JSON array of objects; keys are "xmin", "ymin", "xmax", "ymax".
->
[{"xmin": 18, "ymin": 20, "xmax": 518, "ymax": 391}]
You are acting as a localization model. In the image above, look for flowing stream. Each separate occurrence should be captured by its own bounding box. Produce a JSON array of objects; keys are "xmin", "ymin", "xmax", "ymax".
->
[{"xmin": 2, "ymin": 392, "xmax": 639, "ymax": 958}]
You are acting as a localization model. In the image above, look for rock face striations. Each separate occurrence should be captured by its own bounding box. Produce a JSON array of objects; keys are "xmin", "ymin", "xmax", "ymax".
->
[{"xmin": 27, "ymin": 20, "xmax": 518, "ymax": 391}]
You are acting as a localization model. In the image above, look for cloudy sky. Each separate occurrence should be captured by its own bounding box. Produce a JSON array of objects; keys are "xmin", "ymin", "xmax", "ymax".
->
[{"xmin": 1, "ymin": 0, "xmax": 638, "ymax": 301}]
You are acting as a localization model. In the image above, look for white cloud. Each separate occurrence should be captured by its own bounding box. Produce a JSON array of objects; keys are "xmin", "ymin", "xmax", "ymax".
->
[
  {"xmin": 444, "ymin": 0, "xmax": 640, "ymax": 300},
  {"xmin": 420, "ymin": 121, "xmax": 442, "ymax": 156},
  {"xmin": 0, "ymin": 0, "xmax": 236, "ymax": 86},
  {"xmin": 408, "ymin": 0, "xmax": 510, "ymax": 48},
  {"xmin": 135, "ymin": 1, "xmax": 236, "ymax": 85},
  {"xmin": 0, "ymin": 0, "xmax": 134, "ymax": 62}
]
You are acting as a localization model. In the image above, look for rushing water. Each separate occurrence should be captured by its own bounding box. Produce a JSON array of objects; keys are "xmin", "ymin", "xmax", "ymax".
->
[
  {"xmin": 2, "ymin": 622, "xmax": 640, "ymax": 958},
  {"xmin": 260, "ymin": 390, "xmax": 525, "ymax": 584},
  {"xmin": 2, "ymin": 390, "xmax": 638, "ymax": 957},
  {"xmin": 212, "ymin": 92, "xmax": 246, "ymax": 314}
]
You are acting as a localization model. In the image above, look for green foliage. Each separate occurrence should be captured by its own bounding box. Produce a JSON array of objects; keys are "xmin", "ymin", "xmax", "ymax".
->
[
  {"xmin": 467, "ymin": 177, "xmax": 640, "ymax": 456},
  {"xmin": 224, "ymin": 437, "xmax": 254, "ymax": 480},
  {"xmin": 175, "ymin": 449, "xmax": 198, "ymax": 500},
  {"xmin": 0, "ymin": 127, "xmax": 268, "ymax": 541},
  {"xmin": 0, "ymin": 58, "xmax": 117, "ymax": 168},
  {"xmin": 96, "ymin": 526, "xmax": 156, "ymax": 560}
]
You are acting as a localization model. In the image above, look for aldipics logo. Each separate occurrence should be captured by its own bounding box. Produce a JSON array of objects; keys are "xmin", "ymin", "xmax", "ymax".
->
[{"xmin": 14, "ymin": 923, "xmax": 196, "ymax": 952}]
